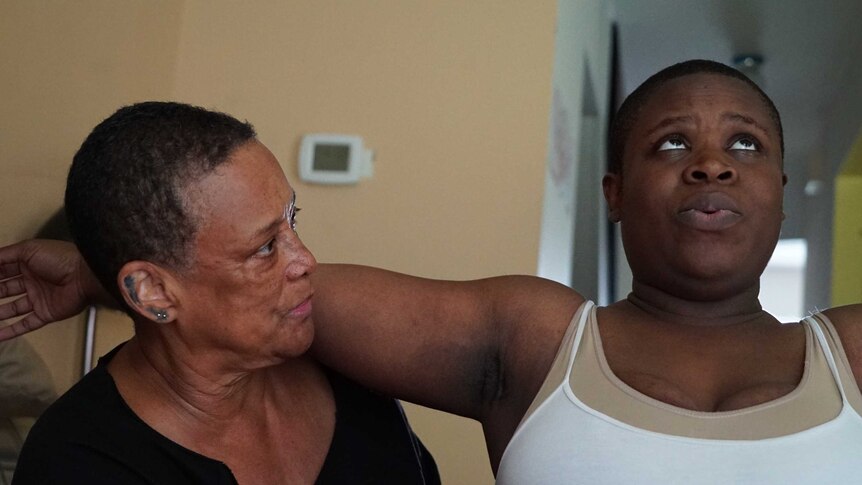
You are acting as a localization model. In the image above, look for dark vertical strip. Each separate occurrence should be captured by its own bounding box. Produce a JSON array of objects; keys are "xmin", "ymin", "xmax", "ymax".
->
[{"xmin": 606, "ymin": 22, "xmax": 620, "ymax": 303}]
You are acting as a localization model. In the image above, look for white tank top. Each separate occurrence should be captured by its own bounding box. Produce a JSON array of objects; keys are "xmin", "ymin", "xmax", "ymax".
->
[{"xmin": 497, "ymin": 301, "xmax": 862, "ymax": 484}]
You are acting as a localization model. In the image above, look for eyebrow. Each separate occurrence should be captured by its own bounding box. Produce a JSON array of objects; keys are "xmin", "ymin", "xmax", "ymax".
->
[
  {"xmin": 645, "ymin": 116, "xmax": 694, "ymax": 137},
  {"xmin": 720, "ymin": 112, "xmax": 770, "ymax": 135},
  {"xmin": 250, "ymin": 192, "xmax": 295, "ymax": 242},
  {"xmin": 644, "ymin": 112, "xmax": 770, "ymax": 138}
]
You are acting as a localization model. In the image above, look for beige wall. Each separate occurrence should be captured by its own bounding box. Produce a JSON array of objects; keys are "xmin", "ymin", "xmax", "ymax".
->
[
  {"xmin": 171, "ymin": 0, "xmax": 556, "ymax": 278},
  {"xmin": 2, "ymin": 1, "xmax": 560, "ymax": 482},
  {"xmin": 0, "ymin": 0, "xmax": 184, "ymax": 393}
]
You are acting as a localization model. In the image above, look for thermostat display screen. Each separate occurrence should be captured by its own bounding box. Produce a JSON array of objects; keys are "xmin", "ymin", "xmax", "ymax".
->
[
  {"xmin": 313, "ymin": 144, "xmax": 350, "ymax": 172},
  {"xmin": 299, "ymin": 133, "xmax": 367, "ymax": 184}
]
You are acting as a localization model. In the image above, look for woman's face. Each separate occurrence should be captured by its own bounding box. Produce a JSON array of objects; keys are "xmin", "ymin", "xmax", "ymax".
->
[
  {"xmin": 604, "ymin": 73, "xmax": 786, "ymax": 301},
  {"xmin": 173, "ymin": 140, "xmax": 318, "ymax": 369}
]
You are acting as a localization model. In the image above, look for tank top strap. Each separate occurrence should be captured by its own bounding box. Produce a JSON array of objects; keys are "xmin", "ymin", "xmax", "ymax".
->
[
  {"xmin": 511, "ymin": 299, "xmax": 595, "ymax": 434},
  {"xmin": 563, "ymin": 300, "xmax": 596, "ymax": 382},
  {"xmin": 805, "ymin": 315, "xmax": 851, "ymax": 404}
]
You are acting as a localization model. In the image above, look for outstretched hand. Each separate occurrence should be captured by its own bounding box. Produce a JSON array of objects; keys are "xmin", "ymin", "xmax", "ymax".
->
[{"xmin": 0, "ymin": 239, "xmax": 102, "ymax": 341}]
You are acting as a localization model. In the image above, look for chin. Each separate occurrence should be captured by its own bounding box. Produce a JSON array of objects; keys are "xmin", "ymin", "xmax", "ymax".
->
[{"xmin": 279, "ymin": 318, "xmax": 316, "ymax": 358}]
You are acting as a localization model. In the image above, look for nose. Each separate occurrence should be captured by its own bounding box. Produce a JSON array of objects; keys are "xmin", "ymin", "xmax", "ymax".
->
[
  {"xmin": 683, "ymin": 151, "xmax": 737, "ymax": 184},
  {"xmin": 284, "ymin": 236, "xmax": 318, "ymax": 280}
]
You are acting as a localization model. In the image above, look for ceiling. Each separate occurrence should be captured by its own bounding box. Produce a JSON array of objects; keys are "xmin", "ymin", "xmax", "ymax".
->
[{"xmin": 611, "ymin": 0, "xmax": 862, "ymax": 238}]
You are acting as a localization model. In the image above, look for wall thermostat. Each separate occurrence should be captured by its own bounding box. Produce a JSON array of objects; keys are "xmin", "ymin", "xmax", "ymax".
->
[{"xmin": 298, "ymin": 133, "xmax": 373, "ymax": 185}]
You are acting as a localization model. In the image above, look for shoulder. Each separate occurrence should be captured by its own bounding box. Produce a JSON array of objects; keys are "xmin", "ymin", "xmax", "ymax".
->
[
  {"xmin": 492, "ymin": 275, "xmax": 585, "ymax": 361},
  {"xmin": 820, "ymin": 304, "xmax": 862, "ymax": 387},
  {"xmin": 19, "ymin": 364, "xmax": 235, "ymax": 485},
  {"xmin": 479, "ymin": 275, "xmax": 584, "ymax": 407},
  {"xmin": 14, "ymin": 368, "xmax": 148, "ymax": 484},
  {"xmin": 481, "ymin": 277, "xmax": 584, "ymax": 459},
  {"xmin": 21, "ymin": 364, "xmax": 134, "ymax": 456},
  {"xmin": 27, "ymin": 365, "xmax": 115, "ymax": 434},
  {"xmin": 821, "ymin": 304, "xmax": 862, "ymax": 347},
  {"xmin": 479, "ymin": 275, "xmax": 584, "ymax": 346}
]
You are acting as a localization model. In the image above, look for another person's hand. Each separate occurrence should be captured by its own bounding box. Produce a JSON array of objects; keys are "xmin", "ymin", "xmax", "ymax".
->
[{"xmin": 0, "ymin": 239, "xmax": 104, "ymax": 341}]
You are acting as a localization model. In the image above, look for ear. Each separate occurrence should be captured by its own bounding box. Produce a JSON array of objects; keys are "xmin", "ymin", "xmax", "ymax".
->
[
  {"xmin": 603, "ymin": 172, "xmax": 622, "ymax": 223},
  {"xmin": 117, "ymin": 261, "xmax": 177, "ymax": 323}
]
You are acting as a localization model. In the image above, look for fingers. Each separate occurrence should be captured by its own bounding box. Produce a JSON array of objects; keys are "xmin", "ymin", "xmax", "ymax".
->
[
  {"xmin": 0, "ymin": 275, "xmax": 26, "ymax": 299},
  {"xmin": 0, "ymin": 294, "xmax": 33, "ymax": 321},
  {"xmin": 0, "ymin": 262, "xmax": 22, "ymax": 280},
  {"xmin": 0, "ymin": 314, "xmax": 47, "ymax": 342}
]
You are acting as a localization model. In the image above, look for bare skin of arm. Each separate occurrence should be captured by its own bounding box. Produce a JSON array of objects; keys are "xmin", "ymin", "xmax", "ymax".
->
[{"xmin": 310, "ymin": 264, "xmax": 583, "ymax": 467}]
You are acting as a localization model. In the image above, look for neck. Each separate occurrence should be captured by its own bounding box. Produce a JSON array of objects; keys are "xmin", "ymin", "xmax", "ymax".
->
[
  {"xmin": 116, "ymin": 314, "xmax": 327, "ymax": 434},
  {"xmin": 112, "ymin": 335, "xmax": 285, "ymax": 427},
  {"xmin": 627, "ymin": 280, "xmax": 768, "ymax": 326},
  {"xmin": 108, "ymin": 333, "xmax": 333, "ymax": 476}
]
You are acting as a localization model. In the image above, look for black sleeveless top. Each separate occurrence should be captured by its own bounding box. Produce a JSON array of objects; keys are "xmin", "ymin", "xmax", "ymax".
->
[{"xmin": 14, "ymin": 345, "xmax": 440, "ymax": 484}]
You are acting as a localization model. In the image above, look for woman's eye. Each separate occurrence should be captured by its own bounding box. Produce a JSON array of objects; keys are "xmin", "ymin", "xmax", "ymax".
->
[
  {"xmin": 729, "ymin": 137, "xmax": 759, "ymax": 151},
  {"xmin": 657, "ymin": 137, "xmax": 687, "ymax": 151},
  {"xmin": 257, "ymin": 239, "xmax": 276, "ymax": 256}
]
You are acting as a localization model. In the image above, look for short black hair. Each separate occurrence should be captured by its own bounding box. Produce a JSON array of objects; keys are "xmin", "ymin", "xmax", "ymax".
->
[
  {"xmin": 65, "ymin": 101, "xmax": 256, "ymax": 303},
  {"xmin": 608, "ymin": 59, "xmax": 784, "ymax": 173}
]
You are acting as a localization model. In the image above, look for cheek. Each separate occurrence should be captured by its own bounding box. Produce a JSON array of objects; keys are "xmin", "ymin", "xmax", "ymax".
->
[
  {"xmin": 752, "ymin": 177, "xmax": 786, "ymax": 214},
  {"xmin": 246, "ymin": 265, "xmax": 290, "ymax": 310},
  {"xmin": 620, "ymin": 175, "xmax": 673, "ymax": 215},
  {"xmin": 203, "ymin": 268, "xmax": 282, "ymax": 315}
]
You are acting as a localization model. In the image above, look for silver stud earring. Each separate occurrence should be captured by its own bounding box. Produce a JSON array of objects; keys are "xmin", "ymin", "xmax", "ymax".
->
[{"xmin": 154, "ymin": 309, "xmax": 168, "ymax": 321}]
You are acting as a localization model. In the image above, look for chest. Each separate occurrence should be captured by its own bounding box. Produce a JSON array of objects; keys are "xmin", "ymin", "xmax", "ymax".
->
[
  {"xmin": 199, "ymin": 400, "xmax": 336, "ymax": 485},
  {"xmin": 598, "ymin": 318, "xmax": 807, "ymax": 412}
]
